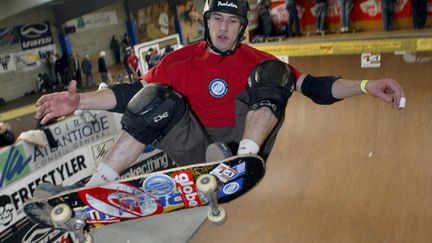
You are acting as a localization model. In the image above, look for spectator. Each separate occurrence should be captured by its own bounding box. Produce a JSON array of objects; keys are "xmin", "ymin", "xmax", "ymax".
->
[
  {"xmin": 81, "ymin": 54, "xmax": 95, "ymax": 88},
  {"xmin": 128, "ymin": 50, "xmax": 141, "ymax": 79},
  {"xmin": 98, "ymin": 51, "xmax": 108, "ymax": 84},
  {"xmin": 382, "ymin": 0, "xmax": 395, "ymax": 31},
  {"xmin": 257, "ymin": 0, "xmax": 272, "ymax": 38},
  {"xmin": 285, "ymin": 0, "xmax": 302, "ymax": 37},
  {"xmin": 111, "ymin": 35, "xmax": 121, "ymax": 64},
  {"xmin": 123, "ymin": 48, "xmax": 133, "ymax": 82},
  {"xmin": 148, "ymin": 49, "xmax": 161, "ymax": 69},
  {"xmin": 338, "ymin": 0, "xmax": 353, "ymax": 32},
  {"xmin": 314, "ymin": 0, "xmax": 328, "ymax": 34},
  {"xmin": 412, "ymin": 0, "xmax": 428, "ymax": 29}
]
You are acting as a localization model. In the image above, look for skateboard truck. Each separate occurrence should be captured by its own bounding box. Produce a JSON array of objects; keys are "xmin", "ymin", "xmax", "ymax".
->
[
  {"xmin": 51, "ymin": 203, "xmax": 93, "ymax": 243},
  {"xmin": 196, "ymin": 174, "xmax": 227, "ymax": 224}
]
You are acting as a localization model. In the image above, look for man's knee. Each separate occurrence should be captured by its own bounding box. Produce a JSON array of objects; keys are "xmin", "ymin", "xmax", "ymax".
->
[
  {"xmin": 121, "ymin": 83, "xmax": 186, "ymax": 144},
  {"xmin": 247, "ymin": 59, "xmax": 295, "ymax": 119}
]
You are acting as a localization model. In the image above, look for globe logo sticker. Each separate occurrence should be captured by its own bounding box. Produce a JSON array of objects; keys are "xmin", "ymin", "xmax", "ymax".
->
[{"xmin": 208, "ymin": 78, "xmax": 228, "ymax": 98}]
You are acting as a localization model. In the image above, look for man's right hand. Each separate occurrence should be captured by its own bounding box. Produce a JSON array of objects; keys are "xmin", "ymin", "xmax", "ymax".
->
[{"xmin": 35, "ymin": 81, "xmax": 80, "ymax": 125}]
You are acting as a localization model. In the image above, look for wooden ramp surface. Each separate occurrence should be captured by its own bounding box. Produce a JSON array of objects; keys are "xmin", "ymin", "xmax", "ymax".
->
[{"xmin": 191, "ymin": 53, "xmax": 432, "ymax": 243}]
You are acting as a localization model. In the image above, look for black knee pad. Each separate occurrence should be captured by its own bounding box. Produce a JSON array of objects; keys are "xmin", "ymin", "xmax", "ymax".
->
[
  {"xmin": 247, "ymin": 59, "xmax": 295, "ymax": 119},
  {"xmin": 121, "ymin": 83, "xmax": 186, "ymax": 144}
]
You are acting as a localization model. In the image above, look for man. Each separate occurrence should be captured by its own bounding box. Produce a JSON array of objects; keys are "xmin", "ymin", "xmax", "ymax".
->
[
  {"xmin": 127, "ymin": 50, "xmax": 140, "ymax": 79},
  {"xmin": 35, "ymin": 0, "xmax": 405, "ymax": 187},
  {"xmin": 285, "ymin": 0, "xmax": 301, "ymax": 37},
  {"xmin": 98, "ymin": 51, "xmax": 108, "ymax": 84},
  {"xmin": 412, "ymin": 0, "xmax": 428, "ymax": 29},
  {"xmin": 314, "ymin": 0, "xmax": 328, "ymax": 34},
  {"xmin": 257, "ymin": 0, "xmax": 272, "ymax": 37},
  {"xmin": 382, "ymin": 0, "xmax": 395, "ymax": 31},
  {"xmin": 81, "ymin": 54, "xmax": 95, "ymax": 88},
  {"xmin": 338, "ymin": 0, "xmax": 353, "ymax": 32}
]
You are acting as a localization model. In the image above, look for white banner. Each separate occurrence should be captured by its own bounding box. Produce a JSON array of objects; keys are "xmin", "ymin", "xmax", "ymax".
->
[
  {"xmin": 66, "ymin": 11, "xmax": 119, "ymax": 32},
  {"xmin": 0, "ymin": 53, "xmax": 16, "ymax": 73},
  {"xmin": 13, "ymin": 49, "xmax": 41, "ymax": 72}
]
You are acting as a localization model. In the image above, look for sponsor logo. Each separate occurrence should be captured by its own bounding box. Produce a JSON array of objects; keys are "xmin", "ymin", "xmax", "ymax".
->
[
  {"xmin": 210, "ymin": 163, "xmax": 238, "ymax": 183},
  {"xmin": 219, "ymin": 178, "xmax": 243, "ymax": 198},
  {"xmin": 91, "ymin": 138, "xmax": 114, "ymax": 164},
  {"xmin": 20, "ymin": 23, "xmax": 48, "ymax": 38},
  {"xmin": 120, "ymin": 153, "xmax": 175, "ymax": 179},
  {"xmin": 22, "ymin": 224, "xmax": 69, "ymax": 243},
  {"xmin": 142, "ymin": 174, "xmax": 176, "ymax": 196},
  {"xmin": 79, "ymin": 182, "xmax": 162, "ymax": 218},
  {"xmin": 0, "ymin": 145, "xmax": 32, "ymax": 188},
  {"xmin": 153, "ymin": 111, "xmax": 169, "ymax": 123},
  {"xmin": 0, "ymin": 54, "xmax": 11, "ymax": 71},
  {"xmin": 173, "ymin": 171, "xmax": 201, "ymax": 208},
  {"xmin": 217, "ymin": 1, "xmax": 238, "ymax": 9},
  {"xmin": 222, "ymin": 181, "xmax": 240, "ymax": 195},
  {"xmin": 0, "ymin": 195, "xmax": 14, "ymax": 227},
  {"xmin": 18, "ymin": 21, "xmax": 53, "ymax": 50},
  {"xmin": 208, "ymin": 78, "xmax": 228, "ymax": 98}
]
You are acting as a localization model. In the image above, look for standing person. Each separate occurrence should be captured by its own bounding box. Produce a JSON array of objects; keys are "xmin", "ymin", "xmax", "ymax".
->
[
  {"xmin": 73, "ymin": 53, "xmax": 82, "ymax": 88},
  {"xmin": 121, "ymin": 33, "xmax": 130, "ymax": 54},
  {"xmin": 35, "ymin": 0, "xmax": 405, "ymax": 189},
  {"xmin": 412, "ymin": 0, "xmax": 428, "ymax": 29},
  {"xmin": 148, "ymin": 49, "xmax": 161, "ymax": 70},
  {"xmin": 257, "ymin": 0, "xmax": 272, "ymax": 38},
  {"xmin": 338, "ymin": 0, "xmax": 353, "ymax": 32},
  {"xmin": 127, "ymin": 50, "xmax": 140, "ymax": 79},
  {"xmin": 81, "ymin": 54, "xmax": 95, "ymax": 88},
  {"xmin": 98, "ymin": 51, "xmax": 108, "ymax": 84},
  {"xmin": 123, "ymin": 48, "xmax": 133, "ymax": 83},
  {"xmin": 285, "ymin": 0, "xmax": 302, "ymax": 37},
  {"xmin": 111, "ymin": 35, "xmax": 121, "ymax": 64},
  {"xmin": 382, "ymin": 0, "xmax": 395, "ymax": 31},
  {"xmin": 54, "ymin": 54, "xmax": 64, "ymax": 87},
  {"xmin": 314, "ymin": 0, "xmax": 328, "ymax": 34},
  {"xmin": 46, "ymin": 51, "xmax": 56, "ymax": 85}
]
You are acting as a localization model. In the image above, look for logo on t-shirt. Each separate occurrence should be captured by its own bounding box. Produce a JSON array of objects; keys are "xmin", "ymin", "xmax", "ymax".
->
[{"xmin": 208, "ymin": 78, "xmax": 228, "ymax": 98}]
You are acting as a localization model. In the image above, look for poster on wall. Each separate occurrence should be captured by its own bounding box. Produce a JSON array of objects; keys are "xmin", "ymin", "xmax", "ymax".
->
[
  {"xmin": 0, "ymin": 54, "xmax": 17, "ymax": 73},
  {"xmin": 65, "ymin": 11, "xmax": 119, "ymax": 32},
  {"xmin": 0, "ymin": 27, "xmax": 19, "ymax": 47},
  {"xmin": 17, "ymin": 21, "xmax": 53, "ymax": 50},
  {"xmin": 133, "ymin": 0, "xmax": 176, "ymax": 43},
  {"xmin": 176, "ymin": 0, "xmax": 205, "ymax": 44},
  {"xmin": 134, "ymin": 34, "xmax": 181, "ymax": 75},
  {"xmin": 13, "ymin": 49, "xmax": 41, "ymax": 72}
]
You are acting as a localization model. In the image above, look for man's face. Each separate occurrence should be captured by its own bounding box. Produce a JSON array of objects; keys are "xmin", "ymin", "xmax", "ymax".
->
[{"xmin": 207, "ymin": 11, "xmax": 242, "ymax": 53}]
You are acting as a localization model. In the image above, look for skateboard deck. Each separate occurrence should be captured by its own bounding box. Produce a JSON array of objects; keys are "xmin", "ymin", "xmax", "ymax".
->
[{"xmin": 24, "ymin": 154, "xmax": 265, "ymax": 241}]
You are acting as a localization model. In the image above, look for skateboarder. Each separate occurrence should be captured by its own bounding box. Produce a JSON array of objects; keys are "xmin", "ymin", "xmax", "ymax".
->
[{"xmin": 35, "ymin": 0, "xmax": 405, "ymax": 188}]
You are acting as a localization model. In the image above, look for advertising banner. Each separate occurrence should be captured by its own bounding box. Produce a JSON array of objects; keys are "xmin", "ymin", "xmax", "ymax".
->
[
  {"xmin": 0, "ymin": 27, "xmax": 19, "ymax": 47},
  {"xmin": 0, "ymin": 54, "xmax": 17, "ymax": 73},
  {"xmin": 65, "ymin": 11, "xmax": 119, "ymax": 32},
  {"xmin": 17, "ymin": 21, "xmax": 54, "ymax": 50}
]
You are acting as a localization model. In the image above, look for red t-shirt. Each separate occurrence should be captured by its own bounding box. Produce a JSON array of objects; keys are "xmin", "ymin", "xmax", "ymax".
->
[
  {"xmin": 128, "ymin": 55, "xmax": 139, "ymax": 71},
  {"xmin": 142, "ymin": 41, "xmax": 302, "ymax": 128}
]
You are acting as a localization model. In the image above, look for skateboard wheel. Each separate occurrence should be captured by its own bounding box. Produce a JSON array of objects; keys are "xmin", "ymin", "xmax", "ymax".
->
[
  {"xmin": 196, "ymin": 174, "xmax": 218, "ymax": 194},
  {"xmin": 84, "ymin": 233, "xmax": 94, "ymax": 243},
  {"xmin": 207, "ymin": 206, "xmax": 227, "ymax": 225},
  {"xmin": 51, "ymin": 203, "xmax": 72, "ymax": 225}
]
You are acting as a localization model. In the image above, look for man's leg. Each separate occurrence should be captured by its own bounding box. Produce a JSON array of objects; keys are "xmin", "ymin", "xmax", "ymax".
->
[{"xmin": 86, "ymin": 131, "xmax": 145, "ymax": 186}]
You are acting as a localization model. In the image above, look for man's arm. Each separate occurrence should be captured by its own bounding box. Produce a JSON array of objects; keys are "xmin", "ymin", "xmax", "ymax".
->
[
  {"xmin": 36, "ymin": 80, "xmax": 147, "ymax": 125},
  {"xmin": 295, "ymin": 74, "xmax": 406, "ymax": 109}
]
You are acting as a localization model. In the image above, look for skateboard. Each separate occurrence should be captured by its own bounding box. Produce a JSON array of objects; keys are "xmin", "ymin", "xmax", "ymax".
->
[{"xmin": 24, "ymin": 154, "xmax": 265, "ymax": 243}]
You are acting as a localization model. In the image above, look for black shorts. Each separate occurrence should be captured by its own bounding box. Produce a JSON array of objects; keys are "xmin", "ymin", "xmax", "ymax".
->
[{"xmin": 152, "ymin": 91, "xmax": 284, "ymax": 165}]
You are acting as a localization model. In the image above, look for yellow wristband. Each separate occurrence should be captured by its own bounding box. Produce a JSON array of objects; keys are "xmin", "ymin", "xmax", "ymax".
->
[{"xmin": 360, "ymin": 80, "xmax": 368, "ymax": 94}]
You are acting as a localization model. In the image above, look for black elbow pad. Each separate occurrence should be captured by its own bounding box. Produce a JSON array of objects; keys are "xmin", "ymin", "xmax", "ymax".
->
[
  {"xmin": 301, "ymin": 75, "xmax": 342, "ymax": 105},
  {"xmin": 109, "ymin": 81, "xmax": 144, "ymax": 113}
]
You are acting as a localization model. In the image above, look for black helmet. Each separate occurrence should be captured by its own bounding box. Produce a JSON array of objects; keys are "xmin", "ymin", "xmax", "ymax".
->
[{"xmin": 203, "ymin": 0, "xmax": 250, "ymax": 56}]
